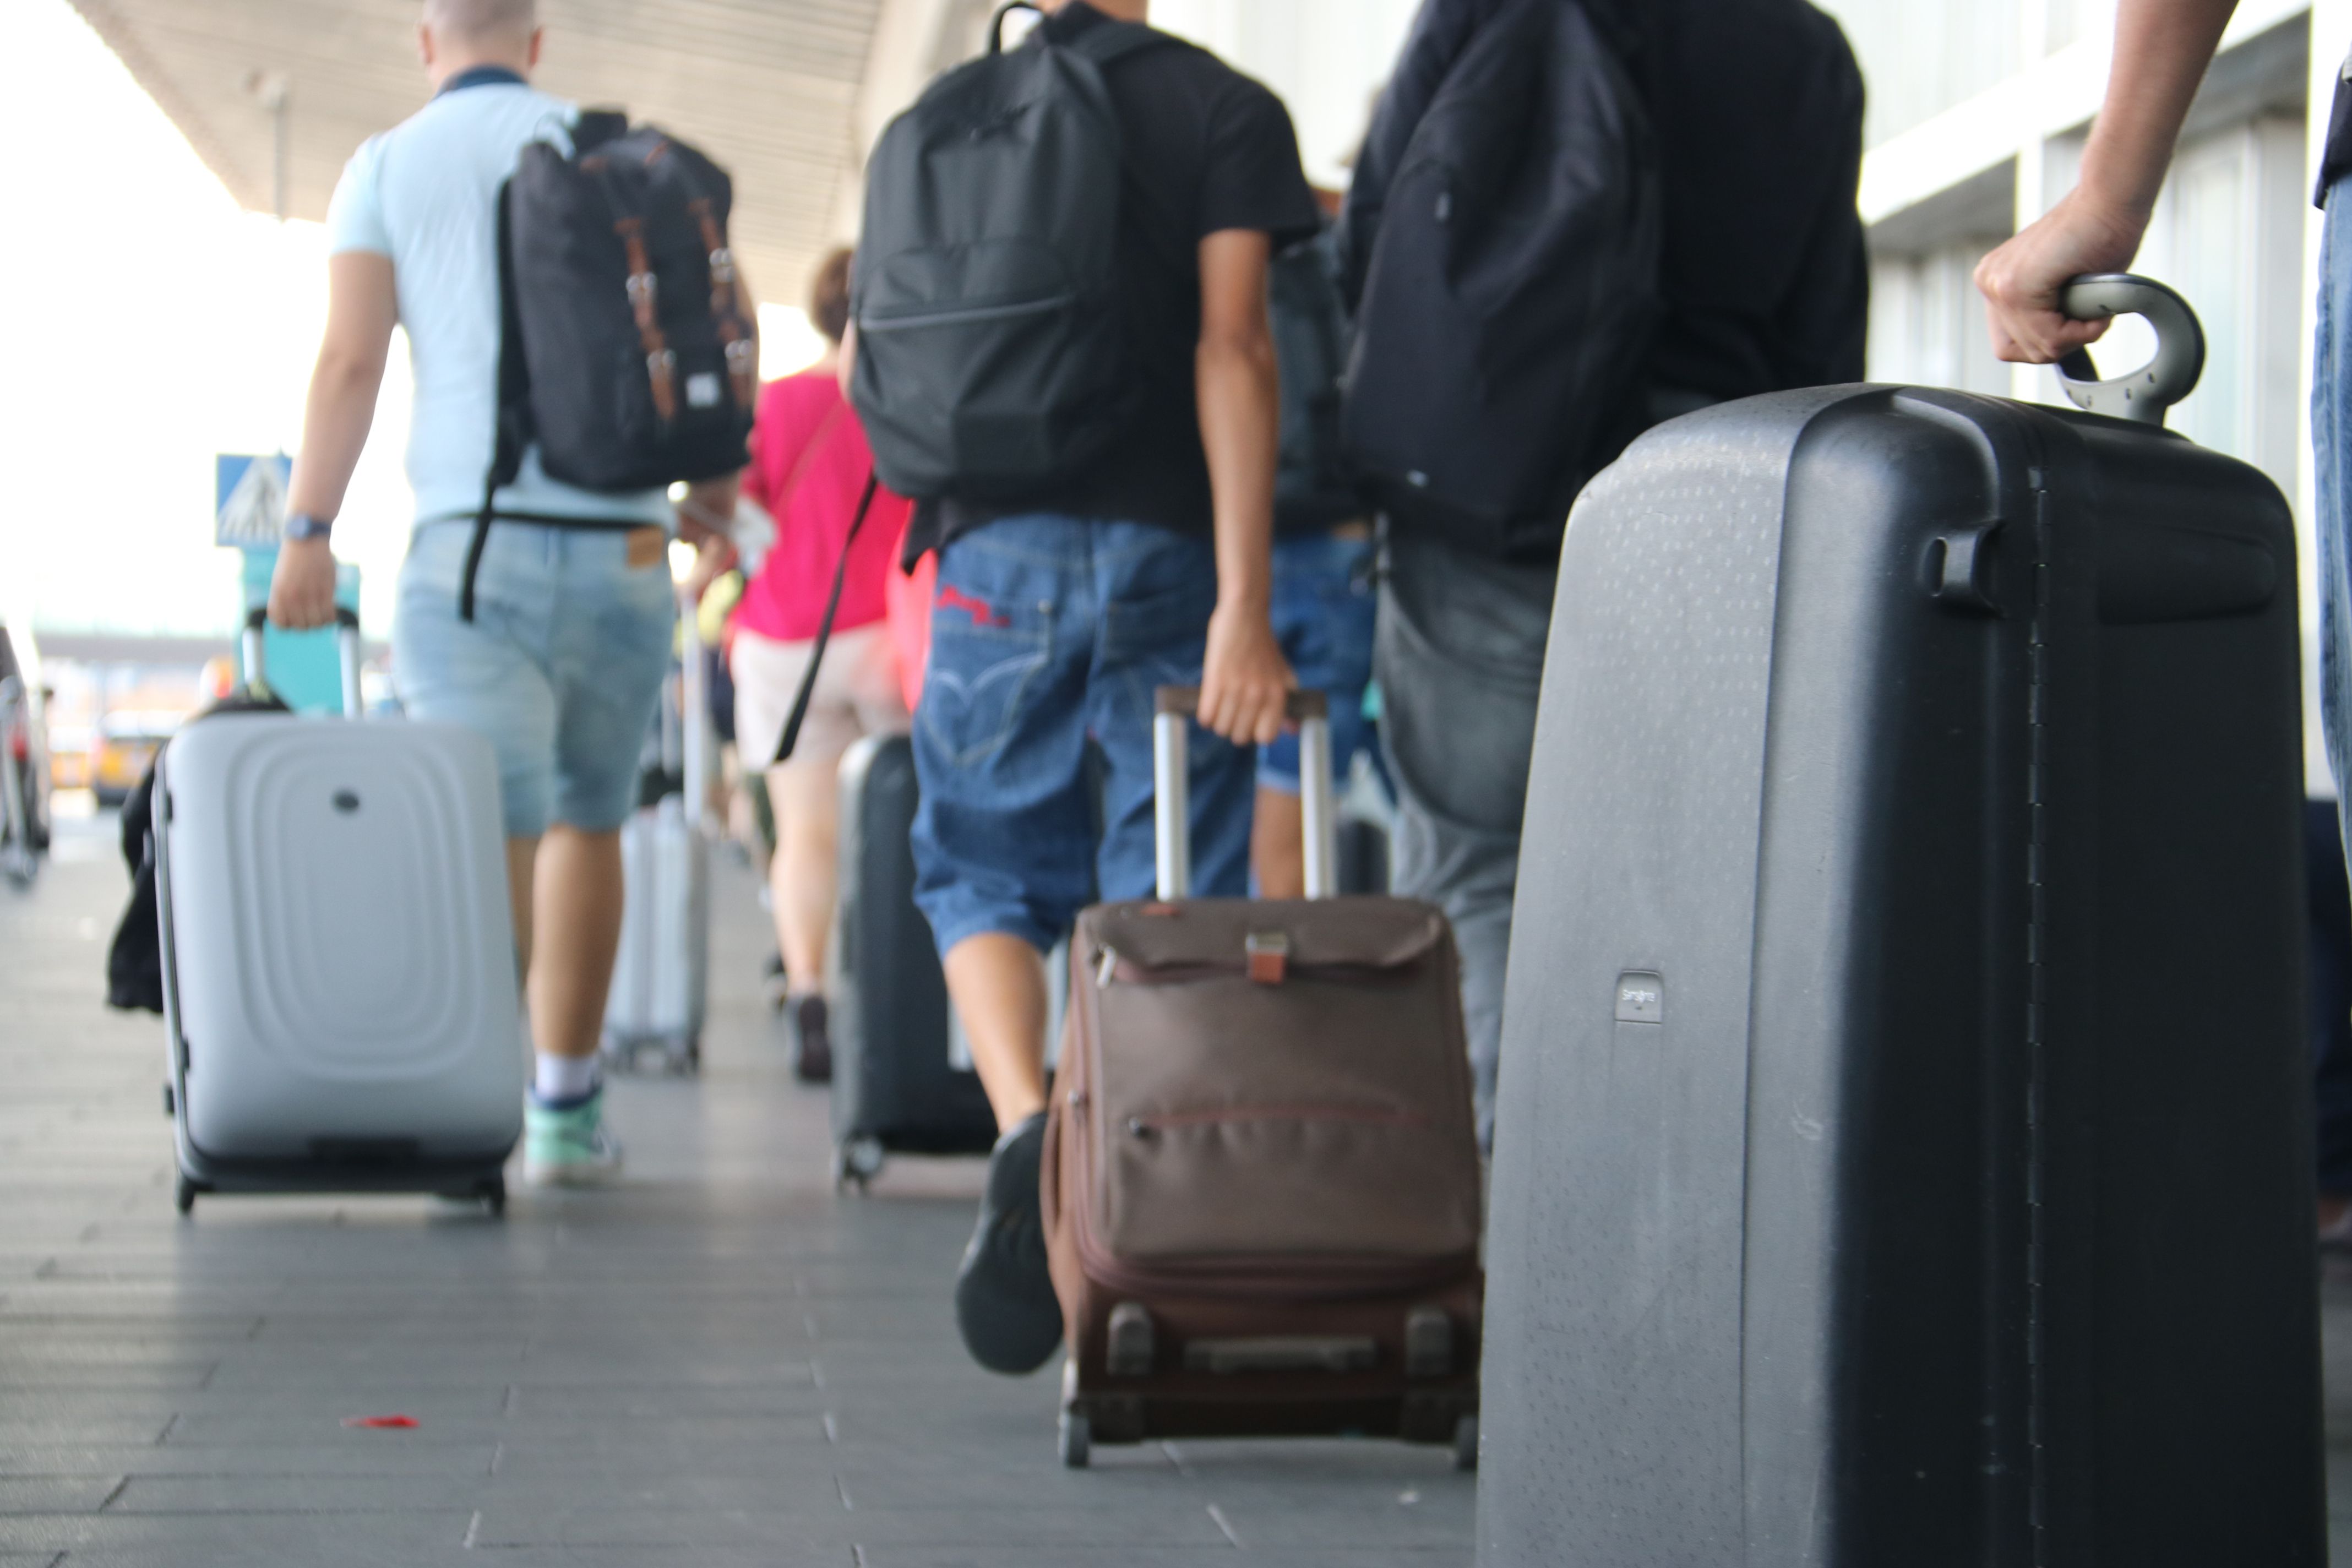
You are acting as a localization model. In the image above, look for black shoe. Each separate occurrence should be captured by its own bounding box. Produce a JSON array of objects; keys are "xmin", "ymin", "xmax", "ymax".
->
[
  {"xmin": 788, "ymin": 994, "xmax": 833, "ymax": 1085},
  {"xmin": 954, "ymin": 1112, "xmax": 1062, "ymax": 1375}
]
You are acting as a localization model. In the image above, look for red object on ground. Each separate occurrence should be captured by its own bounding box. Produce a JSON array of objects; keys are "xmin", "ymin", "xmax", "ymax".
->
[
  {"xmin": 736, "ymin": 371, "xmax": 912, "ymax": 645},
  {"xmin": 341, "ymin": 1414, "xmax": 420, "ymax": 1429}
]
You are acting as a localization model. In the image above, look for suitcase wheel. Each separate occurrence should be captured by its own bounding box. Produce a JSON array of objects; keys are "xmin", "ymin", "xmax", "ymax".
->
[
  {"xmin": 1058, "ymin": 1408, "xmax": 1091, "ymax": 1469},
  {"xmin": 161, "ymin": 1082, "xmax": 175, "ymax": 1119},
  {"xmin": 174, "ymin": 1175, "xmax": 197, "ymax": 1216},
  {"xmin": 1106, "ymin": 1303, "xmax": 1155, "ymax": 1378},
  {"xmin": 480, "ymin": 1175, "xmax": 507, "ymax": 1219},
  {"xmin": 1452, "ymin": 1414, "xmax": 1479, "ymax": 1473},
  {"xmin": 834, "ymin": 1138, "xmax": 885, "ymax": 1194}
]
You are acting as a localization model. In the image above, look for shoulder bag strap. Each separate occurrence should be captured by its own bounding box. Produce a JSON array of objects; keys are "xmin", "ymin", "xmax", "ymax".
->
[
  {"xmin": 770, "ymin": 472, "xmax": 880, "ymax": 768},
  {"xmin": 460, "ymin": 178, "xmax": 535, "ymax": 623}
]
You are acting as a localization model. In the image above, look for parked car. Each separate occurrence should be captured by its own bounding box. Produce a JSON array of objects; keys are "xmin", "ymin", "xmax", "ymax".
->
[
  {"xmin": 0, "ymin": 620, "xmax": 53, "ymax": 889},
  {"xmin": 90, "ymin": 711, "xmax": 182, "ymax": 808}
]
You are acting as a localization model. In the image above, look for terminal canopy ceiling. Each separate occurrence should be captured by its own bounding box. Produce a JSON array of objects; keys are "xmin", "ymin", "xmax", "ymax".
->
[{"xmin": 69, "ymin": 0, "xmax": 886, "ymax": 303}]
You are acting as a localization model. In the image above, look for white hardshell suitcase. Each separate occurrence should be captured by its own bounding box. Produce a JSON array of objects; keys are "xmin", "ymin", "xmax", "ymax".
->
[
  {"xmin": 155, "ymin": 611, "xmax": 522, "ymax": 1214},
  {"xmin": 602, "ymin": 591, "xmax": 710, "ymax": 1075}
]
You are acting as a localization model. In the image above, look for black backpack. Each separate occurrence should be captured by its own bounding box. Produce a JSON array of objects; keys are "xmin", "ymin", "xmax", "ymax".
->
[
  {"xmin": 1341, "ymin": 0, "xmax": 1659, "ymax": 560},
  {"xmin": 1270, "ymin": 231, "xmax": 1364, "ymax": 533},
  {"xmin": 850, "ymin": 3, "xmax": 1181, "ymax": 502},
  {"xmin": 460, "ymin": 112, "xmax": 756, "ymax": 618}
]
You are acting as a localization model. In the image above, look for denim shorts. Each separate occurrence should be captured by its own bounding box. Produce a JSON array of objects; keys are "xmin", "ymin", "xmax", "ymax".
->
[
  {"xmin": 1260, "ymin": 531, "xmax": 1378, "ymax": 793},
  {"xmin": 909, "ymin": 515, "xmax": 1254, "ymax": 956},
  {"xmin": 393, "ymin": 520, "xmax": 676, "ymax": 840}
]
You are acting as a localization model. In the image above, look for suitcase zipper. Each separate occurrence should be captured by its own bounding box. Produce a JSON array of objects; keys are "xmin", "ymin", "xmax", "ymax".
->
[
  {"xmin": 1123, "ymin": 1104, "xmax": 1432, "ymax": 1134},
  {"xmin": 1095, "ymin": 954, "xmax": 1422, "ymax": 988}
]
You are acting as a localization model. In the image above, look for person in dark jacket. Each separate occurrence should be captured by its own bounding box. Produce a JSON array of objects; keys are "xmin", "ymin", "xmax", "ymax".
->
[{"xmin": 1337, "ymin": 0, "xmax": 1868, "ymax": 1149}]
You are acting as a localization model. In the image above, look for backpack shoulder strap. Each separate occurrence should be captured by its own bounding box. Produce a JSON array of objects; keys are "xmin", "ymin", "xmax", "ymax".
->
[{"xmin": 460, "ymin": 178, "xmax": 534, "ymax": 623}]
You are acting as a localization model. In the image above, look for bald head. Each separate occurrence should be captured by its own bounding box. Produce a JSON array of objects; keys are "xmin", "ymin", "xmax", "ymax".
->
[{"xmin": 418, "ymin": 0, "xmax": 540, "ymax": 84}]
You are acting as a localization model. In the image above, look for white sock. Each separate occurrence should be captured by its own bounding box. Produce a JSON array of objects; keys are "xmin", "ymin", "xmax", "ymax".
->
[{"xmin": 535, "ymin": 1053, "xmax": 600, "ymax": 1106}]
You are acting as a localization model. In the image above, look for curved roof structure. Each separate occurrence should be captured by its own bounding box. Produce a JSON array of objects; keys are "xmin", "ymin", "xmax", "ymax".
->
[{"xmin": 68, "ymin": 0, "xmax": 892, "ymax": 302}]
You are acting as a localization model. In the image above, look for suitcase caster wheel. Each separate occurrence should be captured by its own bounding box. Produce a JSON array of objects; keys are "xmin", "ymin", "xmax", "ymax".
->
[
  {"xmin": 480, "ymin": 1176, "xmax": 507, "ymax": 1218},
  {"xmin": 1452, "ymin": 1414, "xmax": 1479, "ymax": 1473},
  {"xmin": 834, "ymin": 1138, "xmax": 885, "ymax": 1193},
  {"xmin": 1059, "ymin": 1410, "xmax": 1091, "ymax": 1469},
  {"xmin": 679, "ymin": 1038, "xmax": 703, "ymax": 1075},
  {"xmin": 174, "ymin": 1176, "xmax": 197, "ymax": 1216}
]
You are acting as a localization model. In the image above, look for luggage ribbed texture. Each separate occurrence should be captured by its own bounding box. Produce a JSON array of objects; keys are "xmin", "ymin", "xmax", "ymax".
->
[{"xmin": 162, "ymin": 716, "xmax": 521, "ymax": 1160}]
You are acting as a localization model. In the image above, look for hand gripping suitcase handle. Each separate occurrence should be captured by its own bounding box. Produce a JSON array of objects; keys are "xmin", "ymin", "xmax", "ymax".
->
[
  {"xmin": 1152, "ymin": 686, "xmax": 1337, "ymax": 901},
  {"xmin": 243, "ymin": 606, "xmax": 365, "ymax": 720},
  {"xmin": 2053, "ymin": 273, "xmax": 2206, "ymax": 427}
]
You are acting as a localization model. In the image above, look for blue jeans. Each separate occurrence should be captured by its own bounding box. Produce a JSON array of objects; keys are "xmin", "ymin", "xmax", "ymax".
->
[
  {"xmin": 1260, "ymin": 531, "xmax": 1378, "ymax": 792},
  {"xmin": 910, "ymin": 516, "xmax": 1254, "ymax": 956},
  {"xmin": 393, "ymin": 520, "xmax": 674, "ymax": 840}
]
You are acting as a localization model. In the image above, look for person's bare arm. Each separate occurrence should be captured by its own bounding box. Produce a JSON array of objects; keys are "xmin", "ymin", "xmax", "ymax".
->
[
  {"xmin": 677, "ymin": 473, "xmax": 742, "ymax": 599},
  {"xmin": 1976, "ymin": 0, "xmax": 2240, "ymax": 363},
  {"xmin": 1194, "ymin": 227, "xmax": 1294, "ymax": 748},
  {"xmin": 269, "ymin": 252, "xmax": 398, "ymax": 629}
]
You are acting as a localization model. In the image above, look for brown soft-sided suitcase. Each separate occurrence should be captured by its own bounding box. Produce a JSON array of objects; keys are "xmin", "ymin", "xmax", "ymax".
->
[{"xmin": 1042, "ymin": 687, "xmax": 1484, "ymax": 1468}]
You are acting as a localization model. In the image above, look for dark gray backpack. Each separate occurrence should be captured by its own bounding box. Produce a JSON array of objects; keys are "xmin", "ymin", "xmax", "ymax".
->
[
  {"xmin": 849, "ymin": 3, "xmax": 1180, "ymax": 502},
  {"xmin": 1341, "ymin": 0, "xmax": 1659, "ymax": 561}
]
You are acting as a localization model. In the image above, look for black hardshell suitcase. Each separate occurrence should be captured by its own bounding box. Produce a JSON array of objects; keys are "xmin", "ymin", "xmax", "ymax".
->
[
  {"xmin": 826, "ymin": 734, "xmax": 998, "ymax": 1188},
  {"xmin": 1477, "ymin": 277, "xmax": 2323, "ymax": 1565}
]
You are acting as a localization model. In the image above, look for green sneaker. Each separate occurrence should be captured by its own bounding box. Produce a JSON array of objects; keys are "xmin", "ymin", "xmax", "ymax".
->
[{"xmin": 522, "ymin": 1089, "xmax": 624, "ymax": 1189}]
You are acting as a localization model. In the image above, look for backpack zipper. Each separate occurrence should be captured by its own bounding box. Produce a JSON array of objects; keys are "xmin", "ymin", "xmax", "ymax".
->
[{"xmin": 859, "ymin": 292, "xmax": 1077, "ymax": 333}]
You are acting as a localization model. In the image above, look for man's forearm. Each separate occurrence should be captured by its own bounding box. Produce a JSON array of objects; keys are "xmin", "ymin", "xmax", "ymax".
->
[
  {"xmin": 2079, "ymin": 0, "xmax": 2240, "ymax": 224},
  {"xmin": 1196, "ymin": 335, "xmax": 1280, "ymax": 612},
  {"xmin": 285, "ymin": 351, "xmax": 388, "ymax": 522},
  {"xmin": 677, "ymin": 474, "xmax": 742, "ymax": 546}
]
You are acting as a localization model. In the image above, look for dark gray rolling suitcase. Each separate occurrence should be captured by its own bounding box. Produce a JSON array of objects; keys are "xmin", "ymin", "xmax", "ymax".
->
[
  {"xmin": 826, "ymin": 733, "xmax": 998, "ymax": 1188},
  {"xmin": 1478, "ymin": 277, "xmax": 2323, "ymax": 1565}
]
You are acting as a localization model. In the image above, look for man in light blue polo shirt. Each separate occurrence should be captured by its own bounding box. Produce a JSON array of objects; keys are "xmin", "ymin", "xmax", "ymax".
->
[{"xmin": 268, "ymin": 0, "xmax": 738, "ymax": 1187}]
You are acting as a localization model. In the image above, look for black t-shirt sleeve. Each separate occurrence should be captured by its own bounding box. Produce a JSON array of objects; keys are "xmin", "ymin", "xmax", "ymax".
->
[{"xmin": 1197, "ymin": 79, "xmax": 1322, "ymax": 249}]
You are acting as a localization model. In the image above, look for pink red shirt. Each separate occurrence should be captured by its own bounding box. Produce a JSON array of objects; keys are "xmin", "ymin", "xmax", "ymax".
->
[{"xmin": 734, "ymin": 371, "xmax": 912, "ymax": 645}]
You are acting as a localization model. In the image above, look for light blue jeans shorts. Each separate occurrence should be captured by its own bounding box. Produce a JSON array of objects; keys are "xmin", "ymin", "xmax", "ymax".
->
[{"xmin": 393, "ymin": 520, "xmax": 676, "ymax": 840}]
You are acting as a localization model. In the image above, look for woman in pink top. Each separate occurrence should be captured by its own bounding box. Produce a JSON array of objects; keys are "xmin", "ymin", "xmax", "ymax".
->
[{"xmin": 732, "ymin": 249, "xmax": 913, "ymax": 1081}]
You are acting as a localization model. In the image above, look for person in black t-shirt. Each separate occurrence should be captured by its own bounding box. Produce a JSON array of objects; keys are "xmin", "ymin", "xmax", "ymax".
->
[
  {"xmin": 900, "ymin": 0, "xmax": 1322, "ymax": 1376},
  {"xmin": 1341, "ymin": 0, "xmax": 1867, "ymax": 1152}
]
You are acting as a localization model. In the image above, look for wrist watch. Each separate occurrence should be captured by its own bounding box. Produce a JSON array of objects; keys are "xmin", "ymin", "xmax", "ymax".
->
[{"xmin": 284, "ymin": 513, "xmax": 334, "ymax": 542}]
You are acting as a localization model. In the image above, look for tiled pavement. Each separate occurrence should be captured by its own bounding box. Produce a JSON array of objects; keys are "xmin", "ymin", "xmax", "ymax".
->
[
  {"xmin": 8, "ymin": 807, "xmax": 2352, "ymax": 1568},
  {"xmin": 0, "ymin": 808, "xmax": 1474, "ymax": 1567}
]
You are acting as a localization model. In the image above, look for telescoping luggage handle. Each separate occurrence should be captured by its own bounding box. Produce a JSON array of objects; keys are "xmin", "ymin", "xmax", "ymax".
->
[
  {"xmin": 1152, "ymin": 686, "xmax": 1336, "ymax": 902},
  {"xmin": 242, "ymin": 607, "xmax": 366, "ymax": 721},
  {"xmin": 2053, "ymin": 273, "xmax": 2206, "ymax": 427}
]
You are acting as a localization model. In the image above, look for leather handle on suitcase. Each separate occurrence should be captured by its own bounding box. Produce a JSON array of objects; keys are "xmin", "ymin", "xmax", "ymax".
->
[
  {"xmin": 1151, "ymin": 685, "xmax": 1338, "ymax": 901},
  {"xmin": 2053, "ymin": 273, "xmax": 2206, "ymax": 427},
  {"xmin": 242, "ymin": 607, "xmax": 365, "ymax": 720}
]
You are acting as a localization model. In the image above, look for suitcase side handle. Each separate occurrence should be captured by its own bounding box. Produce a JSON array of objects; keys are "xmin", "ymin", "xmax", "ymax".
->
[
  {"xmin": 2053, "ymin": 273, "xmax": 2206, "ymax": 427},
  {"xmin": 242, "ymin": 607, "xmax": 365, "ymax": 720},
  {"xmin": 1151, "ymin": 685, "xmax": 1337, "ymax": 901}
]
